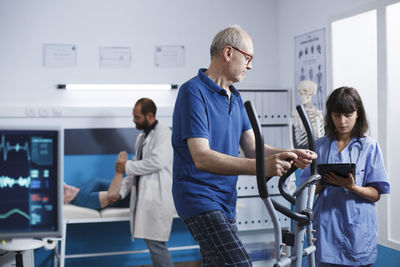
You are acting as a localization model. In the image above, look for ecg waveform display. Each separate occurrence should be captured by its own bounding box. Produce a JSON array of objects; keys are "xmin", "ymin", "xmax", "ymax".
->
[
  {"xmin": 0, "ymin": 208, "xmax": 30, "ymax": 220},
  {"xmin": 0, "ymin": 129, "xmax": 60, "ymax": 238},
  {"xmin": 0, "ymin": 134, "xmax": 31, "ymax": 161},
  {"xmin": 0, "ymin": 176, "xmax": 31, "ymax": 188}
]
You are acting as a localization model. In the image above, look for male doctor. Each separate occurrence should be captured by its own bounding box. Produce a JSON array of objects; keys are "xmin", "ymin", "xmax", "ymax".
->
[{"xmin": 110, "ymin": 98, "xmax": 175, "ymax": 267}]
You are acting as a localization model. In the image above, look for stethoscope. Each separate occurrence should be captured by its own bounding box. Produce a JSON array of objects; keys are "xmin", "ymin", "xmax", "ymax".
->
[{"xmin": 326, "ymin": 137, "xmax": 363, "ymax": 166}]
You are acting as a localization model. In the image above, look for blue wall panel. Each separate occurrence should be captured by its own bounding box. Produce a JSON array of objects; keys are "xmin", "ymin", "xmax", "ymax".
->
[{"xmin": 64, "ymin": 154, "xmax": 133, "ymax": 186}]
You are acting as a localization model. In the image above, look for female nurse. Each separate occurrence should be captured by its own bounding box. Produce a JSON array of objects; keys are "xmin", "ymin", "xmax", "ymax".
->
[{"xmin": 300, "ymin": 86, "xmax": 390, "ymax": 267}]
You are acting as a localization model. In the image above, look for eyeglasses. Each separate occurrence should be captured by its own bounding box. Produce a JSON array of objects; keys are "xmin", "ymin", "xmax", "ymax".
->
[{"xmin": 232, "ymin": 46, "xmax": 253, "ymax": 66}]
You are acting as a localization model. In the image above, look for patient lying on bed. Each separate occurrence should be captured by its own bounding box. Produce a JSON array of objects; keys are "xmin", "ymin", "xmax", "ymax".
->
[
  {"xmin": 64, "ymin": 178, "xmax": 130, "ymax": 210},
  {"xmin": 64, "ymin": 153, "xmax": 129, "ymax": 210}
]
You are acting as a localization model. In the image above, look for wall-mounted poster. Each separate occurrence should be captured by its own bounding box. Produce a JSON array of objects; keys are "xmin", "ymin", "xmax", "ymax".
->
[
  {"xmin": 100, "ymin": 47, "xmax": 131, "ymax": 68},
  {"xmin": 43, "ymin": 44, "xmax": 77, "ymax": 67},
  {"xmin": 155, "ymin": 45, "xmax": 185, "ymax": 68},
  {"xmin": 292, "ymin": 29, "xmax": 326, "ymax": 148}
]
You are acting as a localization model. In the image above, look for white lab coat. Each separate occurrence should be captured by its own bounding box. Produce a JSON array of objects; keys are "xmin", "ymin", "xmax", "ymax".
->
[{"xmin": 119, "ymin": 122, "xmax": 174, "ymax": 242}]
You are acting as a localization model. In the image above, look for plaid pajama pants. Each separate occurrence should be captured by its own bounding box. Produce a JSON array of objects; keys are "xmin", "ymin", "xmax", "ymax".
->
[{"xmin": 183, "ymin": 210, "xmax": 252, "ymax": 267}]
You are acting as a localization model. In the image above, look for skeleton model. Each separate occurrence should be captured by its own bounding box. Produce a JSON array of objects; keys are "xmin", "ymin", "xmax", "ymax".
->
[{"xmin": 291, "ymin": 80, "xmax": 325, "ymax": 148}]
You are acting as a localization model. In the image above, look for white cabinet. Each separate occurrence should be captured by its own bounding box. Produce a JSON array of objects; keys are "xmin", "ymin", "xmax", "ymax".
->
[{"xmin": 237, "ymin": 89, "xmax": 292, "ymax": 231}]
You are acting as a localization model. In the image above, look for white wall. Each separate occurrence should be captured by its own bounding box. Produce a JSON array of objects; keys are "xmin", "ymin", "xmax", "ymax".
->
[
  {"xmin": 277, "ymin": 0, "xmax": 378, "ymax": 93},
  {"xmin": 386, "ymin": 1, "xmax": 400, "ymax": 249},
  {"xmin": 0, "ymin": 0, "xmax": 280, "ymax": 110}
]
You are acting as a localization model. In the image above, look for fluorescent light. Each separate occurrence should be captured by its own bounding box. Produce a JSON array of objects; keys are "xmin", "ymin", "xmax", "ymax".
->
[{"xmin": 57, "ymin": 84, "xmax": 178, "ymax": 91}]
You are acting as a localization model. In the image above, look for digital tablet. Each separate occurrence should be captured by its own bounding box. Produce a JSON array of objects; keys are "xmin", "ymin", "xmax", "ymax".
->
[{"xmin": 317, "ymin": 163, "xmax": 356, "ymax": 186}]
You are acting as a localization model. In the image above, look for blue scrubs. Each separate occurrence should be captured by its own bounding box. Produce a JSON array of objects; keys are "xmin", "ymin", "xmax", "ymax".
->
[
  {"xmin": 300, "ymin": 136, "xmax": 390, "ymax": 266},
  {"xmin": 172, "ymin": 68, "xmax": 251, "ymax": 220}
]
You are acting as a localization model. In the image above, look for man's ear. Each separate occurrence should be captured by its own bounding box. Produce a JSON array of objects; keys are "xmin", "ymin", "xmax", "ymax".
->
[
  {"xmin": 146, "ymin": 112, "xmax": 155, "ymax": 121},
  {"xmin": 222, "ymin": 46, "xmax": 233, "ymax": 62}
]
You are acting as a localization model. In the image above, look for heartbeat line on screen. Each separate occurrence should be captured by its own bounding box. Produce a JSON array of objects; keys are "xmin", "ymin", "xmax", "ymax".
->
[
  {"xmin": 0, "ymin": 208, "xmax": 30, "ymax": 220},
  {"xmin": 0, "ymin": 135, "xmax": 31, "ymax": 161},
  {"xmin": 0, "ymin": 176, "xmax": 31, "ymax": 188}
]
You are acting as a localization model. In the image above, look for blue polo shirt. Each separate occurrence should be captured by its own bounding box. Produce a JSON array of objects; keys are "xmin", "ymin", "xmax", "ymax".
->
[{"xmin": 172, "ymin": 68, "xmax": 252, "ymax": 219}]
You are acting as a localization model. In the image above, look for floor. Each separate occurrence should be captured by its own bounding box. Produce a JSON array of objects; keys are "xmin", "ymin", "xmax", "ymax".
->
[{"xmin": 139, "ymin": 260, "xmax": 201, "ymax": 267}]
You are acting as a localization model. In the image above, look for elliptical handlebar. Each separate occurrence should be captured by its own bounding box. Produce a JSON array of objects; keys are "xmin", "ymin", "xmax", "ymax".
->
[
  {"xmin": 278, "ymin": 166, "xmax": 297, "ymax": 205},
  {"xmin": 295, "ymin": 105, "xmax": 317, "ymax": 175},
  {"xmin": 245, "ymin": 100, "xmax": 320, "ymax": 267},
  {"xmin": 245, "ymin": 101, "xmax": 317, "ymax": 224},
  {"xmin": 244, "ymin": 101, "xmax": 268, "ymax": 199},
  {"xmin": 278, "ymin": 104, "xmax": 317, "ymax": 205}
]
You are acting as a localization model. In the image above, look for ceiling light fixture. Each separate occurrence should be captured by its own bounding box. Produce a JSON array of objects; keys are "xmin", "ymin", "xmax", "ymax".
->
[{"xmin": 57, "ymin": 83, "xmax": 178, "ymax": 91}]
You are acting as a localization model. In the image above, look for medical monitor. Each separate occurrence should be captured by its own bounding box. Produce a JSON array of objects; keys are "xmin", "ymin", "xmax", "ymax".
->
[{"xmin": 0, "ymin": 127, "xmax": 63, "ymax": 239}]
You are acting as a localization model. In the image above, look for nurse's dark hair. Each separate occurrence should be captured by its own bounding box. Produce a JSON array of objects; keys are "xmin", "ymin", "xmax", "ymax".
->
[
  {"xmin": 324, "ymin": 86, "xmax": 369, "ymax": 139},
  {"xmin": 135, "ymin": 98, "xmax": 157, "ymax": 117}
]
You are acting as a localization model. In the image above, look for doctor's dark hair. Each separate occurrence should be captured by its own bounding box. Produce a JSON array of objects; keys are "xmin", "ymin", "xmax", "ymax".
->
[
  {"xmin": 210, "ymin": 26, "xmax": 243, "ymax": 59},
  {"xmin": 324, "ymin": 86, "xmax": 369, "ymax": 139},
  {"xmin": 135, "ymin": 98, "xmax": 157, "ymax": 117}
]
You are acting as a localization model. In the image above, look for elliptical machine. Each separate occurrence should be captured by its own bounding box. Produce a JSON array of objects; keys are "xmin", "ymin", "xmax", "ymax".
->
[{"xmin": 244, "ymin": 101, "xmax": 321, "ymax": 267}]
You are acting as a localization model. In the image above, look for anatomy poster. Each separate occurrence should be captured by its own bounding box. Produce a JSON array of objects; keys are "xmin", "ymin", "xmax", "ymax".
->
[
  {"xmin": 292, "ymin": 29, "xmax": 326, "ymax": 148},
  {"xmin": 294, "ymin": 28, "xmax": 326, "ymax": 113}
]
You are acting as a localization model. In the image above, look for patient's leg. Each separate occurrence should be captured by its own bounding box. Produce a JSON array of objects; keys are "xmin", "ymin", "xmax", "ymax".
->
[
  {"xmin": 98, "ymin": 191, "xmax": 109, "ymax": 208},
  {"xmin": 91, "ymin": 180, "xmax": 129, "ymax": 209},
  {"xmin": 107, "ymin": 173, "xmax": 124, "ymax": 204},
  {"xmin": 71, "ymin": 178, "xmax": 110, "ymax": 210},
  {"xmin": 107, "ymin": 152, "xmax": 128, "ymax": 203}
]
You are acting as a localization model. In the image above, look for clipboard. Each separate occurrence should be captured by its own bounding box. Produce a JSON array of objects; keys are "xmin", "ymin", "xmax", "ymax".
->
[{"xmin": 317, "ymin": 163, "xmax": 356, "ymax": 186}]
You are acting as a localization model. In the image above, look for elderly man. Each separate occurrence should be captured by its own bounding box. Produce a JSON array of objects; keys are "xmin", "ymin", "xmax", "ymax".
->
[{"xmin": 171, "ymin": 26, "xmax": 317, "ymax": 266}]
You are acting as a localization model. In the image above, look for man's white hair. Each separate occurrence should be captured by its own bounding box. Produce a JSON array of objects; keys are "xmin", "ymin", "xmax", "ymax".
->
[{"xmin": 210, "ymin": 25, "xmax": 244, "ymax": 58}]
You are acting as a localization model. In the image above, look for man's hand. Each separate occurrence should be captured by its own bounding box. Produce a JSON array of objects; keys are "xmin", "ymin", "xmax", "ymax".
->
[
  {"xmin": 290, "ymin": 149, "xmax": 317, "ymax": 169},
  {"xmin": 108, "ymin": 191, "xmax": 122, "ymax": 204},
  {"xmin": 265, "ymin": 151, "xmax": 298, "ymax": 177},
  {"xmin": 115, "ymin": 151, "xmax": 128, "ymax": 174}
]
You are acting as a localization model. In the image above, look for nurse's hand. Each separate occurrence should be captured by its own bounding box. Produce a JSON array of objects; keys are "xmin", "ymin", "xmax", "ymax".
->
[
  {"xmin": 315, "ymin": 181, "xmax": 326, "ymax": 195},
  {"xmin": 326, "ymin": 172, "xmax": 381, "ymax": 202},
  {"xmin": 324, "ymin": 172, "xmax": 355, "ymax": 189}
]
